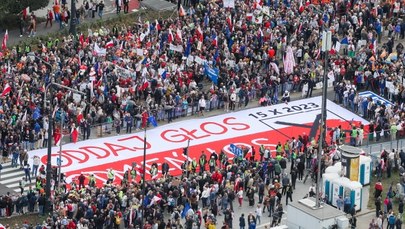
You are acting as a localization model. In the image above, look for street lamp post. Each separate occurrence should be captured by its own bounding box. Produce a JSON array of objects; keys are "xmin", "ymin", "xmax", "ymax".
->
[
  {"xmin": 69, "ymin": 0, "xmax": 77, "ymax": 36},
  {"xmin": 43, "ymin": 82, "xmax": 86, "ymax": 214},
  {"xmin": 315, "ymin": 30, "xmax": 332, "ymax": 208},
  {"xmin": 141, "ymin": 128, "xmax": 147, "ymax": 228}
]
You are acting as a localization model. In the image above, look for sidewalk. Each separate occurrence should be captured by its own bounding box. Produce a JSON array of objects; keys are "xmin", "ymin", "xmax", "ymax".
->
[{"xmin": 3, "ymin": 0, "xmax": 140, "ymax": 47}]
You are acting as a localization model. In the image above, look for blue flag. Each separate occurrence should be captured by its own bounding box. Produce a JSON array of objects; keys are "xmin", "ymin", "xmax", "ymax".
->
[
  {"xmin": 184, "ymin": 39, "xmax": 191, "ymax": 57},
  {"xmin": 341, "ymin": 37, "xmax": 349, "ymax": 45},
  {"xmin": 94, "ymin": 62, "xmax": 99, "ymax": 74},
  {"xmin": 161, "ymin": 70, "xmax": 167, "ymax": 80},
  {"xmin": 142, "ymin": 57, "xmax": 148, "ymax": 65},
  {"xmin": 148, "ymin": 116, "xmax": 158, "ymax": 127},
  {"xmin": 204, "ymin": 62, "xmax": 219, "ymax": 85},
  {"xmin": 32, "ymin": 107, "xmax": 41, "ymax": 120},
  {"xmin": 212, "ymin": 48, "xmax": 219, "ymax": 66},
  {"xmin": 181, "ymin": 202, "xmax": 190, "ymax": 218},
  {"xmin": 225, "ymin": 26, "xmax": 231, "ymax": 39},
  {"xmin": 228, "ymin": 37, "xmax": 234, "ymax": 51},
  {"xmin": 204, "ymin": 14, "xmax": 210, "ymax": 28}
]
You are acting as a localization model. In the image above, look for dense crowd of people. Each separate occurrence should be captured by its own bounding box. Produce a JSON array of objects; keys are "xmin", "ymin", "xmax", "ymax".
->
[{"xmin": 1, "ymin": 0, "xmax": 405, "ymax": 227}]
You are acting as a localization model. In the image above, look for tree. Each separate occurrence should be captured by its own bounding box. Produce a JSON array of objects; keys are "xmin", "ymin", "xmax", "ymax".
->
[
  {"xmin": 0, "ymin": 0, "xmax": 49, "ymax": 15},
  {"xmin": 0, "ymin": 0, "xmax": 49, "ymax": 30}
]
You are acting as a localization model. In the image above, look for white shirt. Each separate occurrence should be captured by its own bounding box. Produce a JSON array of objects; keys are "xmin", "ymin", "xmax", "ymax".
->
[{"xmin": 199, "ymin": 98, "xmax": 206, "ymax": 108}]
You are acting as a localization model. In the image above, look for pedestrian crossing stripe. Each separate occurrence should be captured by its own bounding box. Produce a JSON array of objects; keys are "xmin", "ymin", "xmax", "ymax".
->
[{"xmin": 0, "ymin": 162, "xmax": 37, "ymax": 193}]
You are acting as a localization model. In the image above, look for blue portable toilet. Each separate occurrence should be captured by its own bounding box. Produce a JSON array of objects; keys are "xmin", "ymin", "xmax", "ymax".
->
[
  {"xmin": 359, "ymin": 155, "xmax": 371, "ymax": 186},
  {"xmin": 322, "ymin": 173, "xmax": 340, "ymax": 204}
]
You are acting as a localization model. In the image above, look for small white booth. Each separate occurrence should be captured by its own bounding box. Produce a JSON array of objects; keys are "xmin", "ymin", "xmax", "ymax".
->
[
  {"xmin": 331, "ymin": 177, "xmax": 350, "ymax": 208},
  {"xmin": 347, "ymin": 181, "xmax": 363, "ymax": 211},
  {"xmin": 322, "ymin": 173, "xmax": 340, "ymax": 204},
  {"xmin": 359, "ymin": 155, "xmax": 372, "ymax": 186},
  {"xmin": 325, "ymin": 162, "xmax": 343, "ymax": 176}
]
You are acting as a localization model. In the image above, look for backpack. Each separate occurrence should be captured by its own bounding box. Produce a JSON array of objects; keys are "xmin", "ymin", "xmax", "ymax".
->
[
  {"xmin": 174, "ymin": 211, "xmax": 180, "ymax": 220},
  {"xmin": 389, "ymin": 215, "xmax": 396, "ymax": 225},
  {"xmin": 115, "ymin": 216, "xmax": 121, "ymax": 225}
]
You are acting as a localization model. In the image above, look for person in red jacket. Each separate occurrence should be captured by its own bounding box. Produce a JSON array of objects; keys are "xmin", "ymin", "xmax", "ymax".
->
[{"xmin": 45, "ymin": 9, "xmax": 54, "ymax": 28}]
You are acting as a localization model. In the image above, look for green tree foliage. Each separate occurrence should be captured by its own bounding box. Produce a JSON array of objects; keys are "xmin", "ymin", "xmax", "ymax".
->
[
  {"xmin": 0, "ymin": 0, "xmax": 49, "ymax": 30},
  {"xmin": 1, "ymin": 0, "xmax": 49, "ymax": 14}
]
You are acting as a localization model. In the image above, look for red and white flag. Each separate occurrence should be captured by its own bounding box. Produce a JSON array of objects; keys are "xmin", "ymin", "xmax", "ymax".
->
[
  {"xmin": 71, "ymin": 127, "xmax": 79, "ymax": 143},
  {"xmin": 179, "ymin": 4, "xmax": 186, "ymax": 17},
  {"xmin": 105, "ymin": 40, "xmax": 114, "ymax": 49},
  {"xmin": 22, "ymin": 7, "xmax": 30, "ymax": 19},
  {"xmin": 176, "ymin": 29, "xmax": 183, "ymax": 42},
  {"xmin": 168, "ymin": 29, "xmax": 174, "ymax": 43},
  {"xmin": 2, "ymin": 30, "xmax": 8, "ymax": 51},
  {"xmin": 196, "ymin": 26, "xmax": 203, "ymax": 42},
  {"xmin": 226, "ymin": 15, "xmax": 233, "ymax": 32},
  {"xmin": 1, "ymin": 83, "xmax": 11, "ymax": 97},
  {"xmin": 155, "ymin": 19, "xmax": 161, "ymax": 31}
]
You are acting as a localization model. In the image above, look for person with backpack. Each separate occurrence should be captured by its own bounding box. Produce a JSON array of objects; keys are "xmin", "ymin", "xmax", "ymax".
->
[
  {"xmin": 388, "ymin": 211, "xmax": 396, "ymax": 229},
  {"xmin": 239, "ymin": 213, "xmax": 246, "ymax": 229}
]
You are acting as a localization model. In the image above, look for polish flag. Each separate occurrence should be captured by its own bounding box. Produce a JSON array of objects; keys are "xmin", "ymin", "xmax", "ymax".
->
[
  {"xmin": 179, "ymin": 4, "xmax": 186, "ymax": 17},
  {"xmin": 176, "ymin": 29, "xmax": 183, "ymax": 42},
  {"xmin": 71, "ymin": 127, "xmax": 79, "ymax": 143},
  {"xmin": 105, "ymin": 40, "xmax": 114, "ymax": 48},
  {"xmin": 155, "ymin": 20, "xmax": 161, "ymax": 31},
  {"xmin": 22, "ymin": 7, "xmax": 30, "ymax": 20},
  {"xmin": 79, "ymin": 33, "xmax": 85, "ymax": 46},
  {"xmin": 168, "ymin": 29, "xmax": 174, "ymax": 43},
  {"xmin": 299, "ymin": 0, "xmax": 305, "ymax": 13},
  {"xmin": 2, "ymin": 30, "xmax": 8, "ymax": 51},
  {"xmin": 1, "ymin": 83, "xmax": 11, "ymax": 97},
  {"xmin": 226, "ymin": 15, "xmax": 233, "ymax": 32},
  {"xmin": 196, "ymin": 26, "xmax": 203, "ymax": 42}
]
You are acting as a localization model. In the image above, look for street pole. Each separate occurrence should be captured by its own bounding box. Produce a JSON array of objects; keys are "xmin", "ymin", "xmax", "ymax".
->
[
  {"xmin": 45, "ymin": 84, "xmax": 53, "ymax": 214},
  {"xmin": 58, "ymin": 112, "xmax": 64, "ymax": 187},
  {"xmin": 43, "ymin": 81, "xmax": 85, "ymax": 214},
  {"xmin": 69, "ymin": 0, "xmax": 77, "ymax": 36},
  {"xmin": 141, "ymin": 127, "xmax": 147, "ymax": 229},
  {"xmin": 316, "ymin": 30, "xmax": 331, "ymax": 208}
]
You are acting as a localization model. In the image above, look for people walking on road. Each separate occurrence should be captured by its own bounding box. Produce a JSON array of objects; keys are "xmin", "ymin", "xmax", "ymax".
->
[
  {"xmin": 98, "ymin": 1, "xmax": 105, "ymax": 19},
  {"xmin": 45, "ymin": 9, "xmax": 54, "ymax": 27}
]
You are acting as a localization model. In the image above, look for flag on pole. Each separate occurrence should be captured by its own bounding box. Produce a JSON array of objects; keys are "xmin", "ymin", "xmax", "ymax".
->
[
  {"xmin": 179, "ymin": 4, "xmax": 186, "ymax": 17},
  {"xmin": 176, "ymin": 29, "xmax": 183, "ymax": 42},
  {"xmin": 204, "ymin": 62, "xmax": 219, "ymax": 84},
  {"xmin": 22, "ymin": 7, "xmax": 30, "ymax": 19},
  {"xmin": 196, "ymin": 26, "xmax": 203, "ymax": 42},
  {"xmin": 161, "ymin": 70, "xmax": 167, "ymax": 79},
  {"xmin": 105, "ymin": 40, "xmax": 114, "ymax": 48},
  {"xmin": 1, "ymin": 83, "xmax": 11, "ymax": 97},
  {"xmin": 184, "ymin": 39, "xmax": 191, "ymax": 57},
  {"xmin": 226, "ymin": 15, "xmax": 233, "ymax": 32},
  {"xmin": 155, "ymin": 19, "xmax": 161, "ymax": 31},
  {"xmin": 211, "ymin": 34, "xmax": 218, "ymax": 47},
  {"xmin": 2, "ymin": 30, "xmax": 8, "ymax": 51},
  {"xmin": 168, "ymin": 29, "xmax": 174, "ymax": 43}
]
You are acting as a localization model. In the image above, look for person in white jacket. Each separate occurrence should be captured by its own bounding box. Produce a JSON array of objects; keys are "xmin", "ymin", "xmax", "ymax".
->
[{"xmin": 198, "ymin": 96, "xmax": 206, "ymax": 116}]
